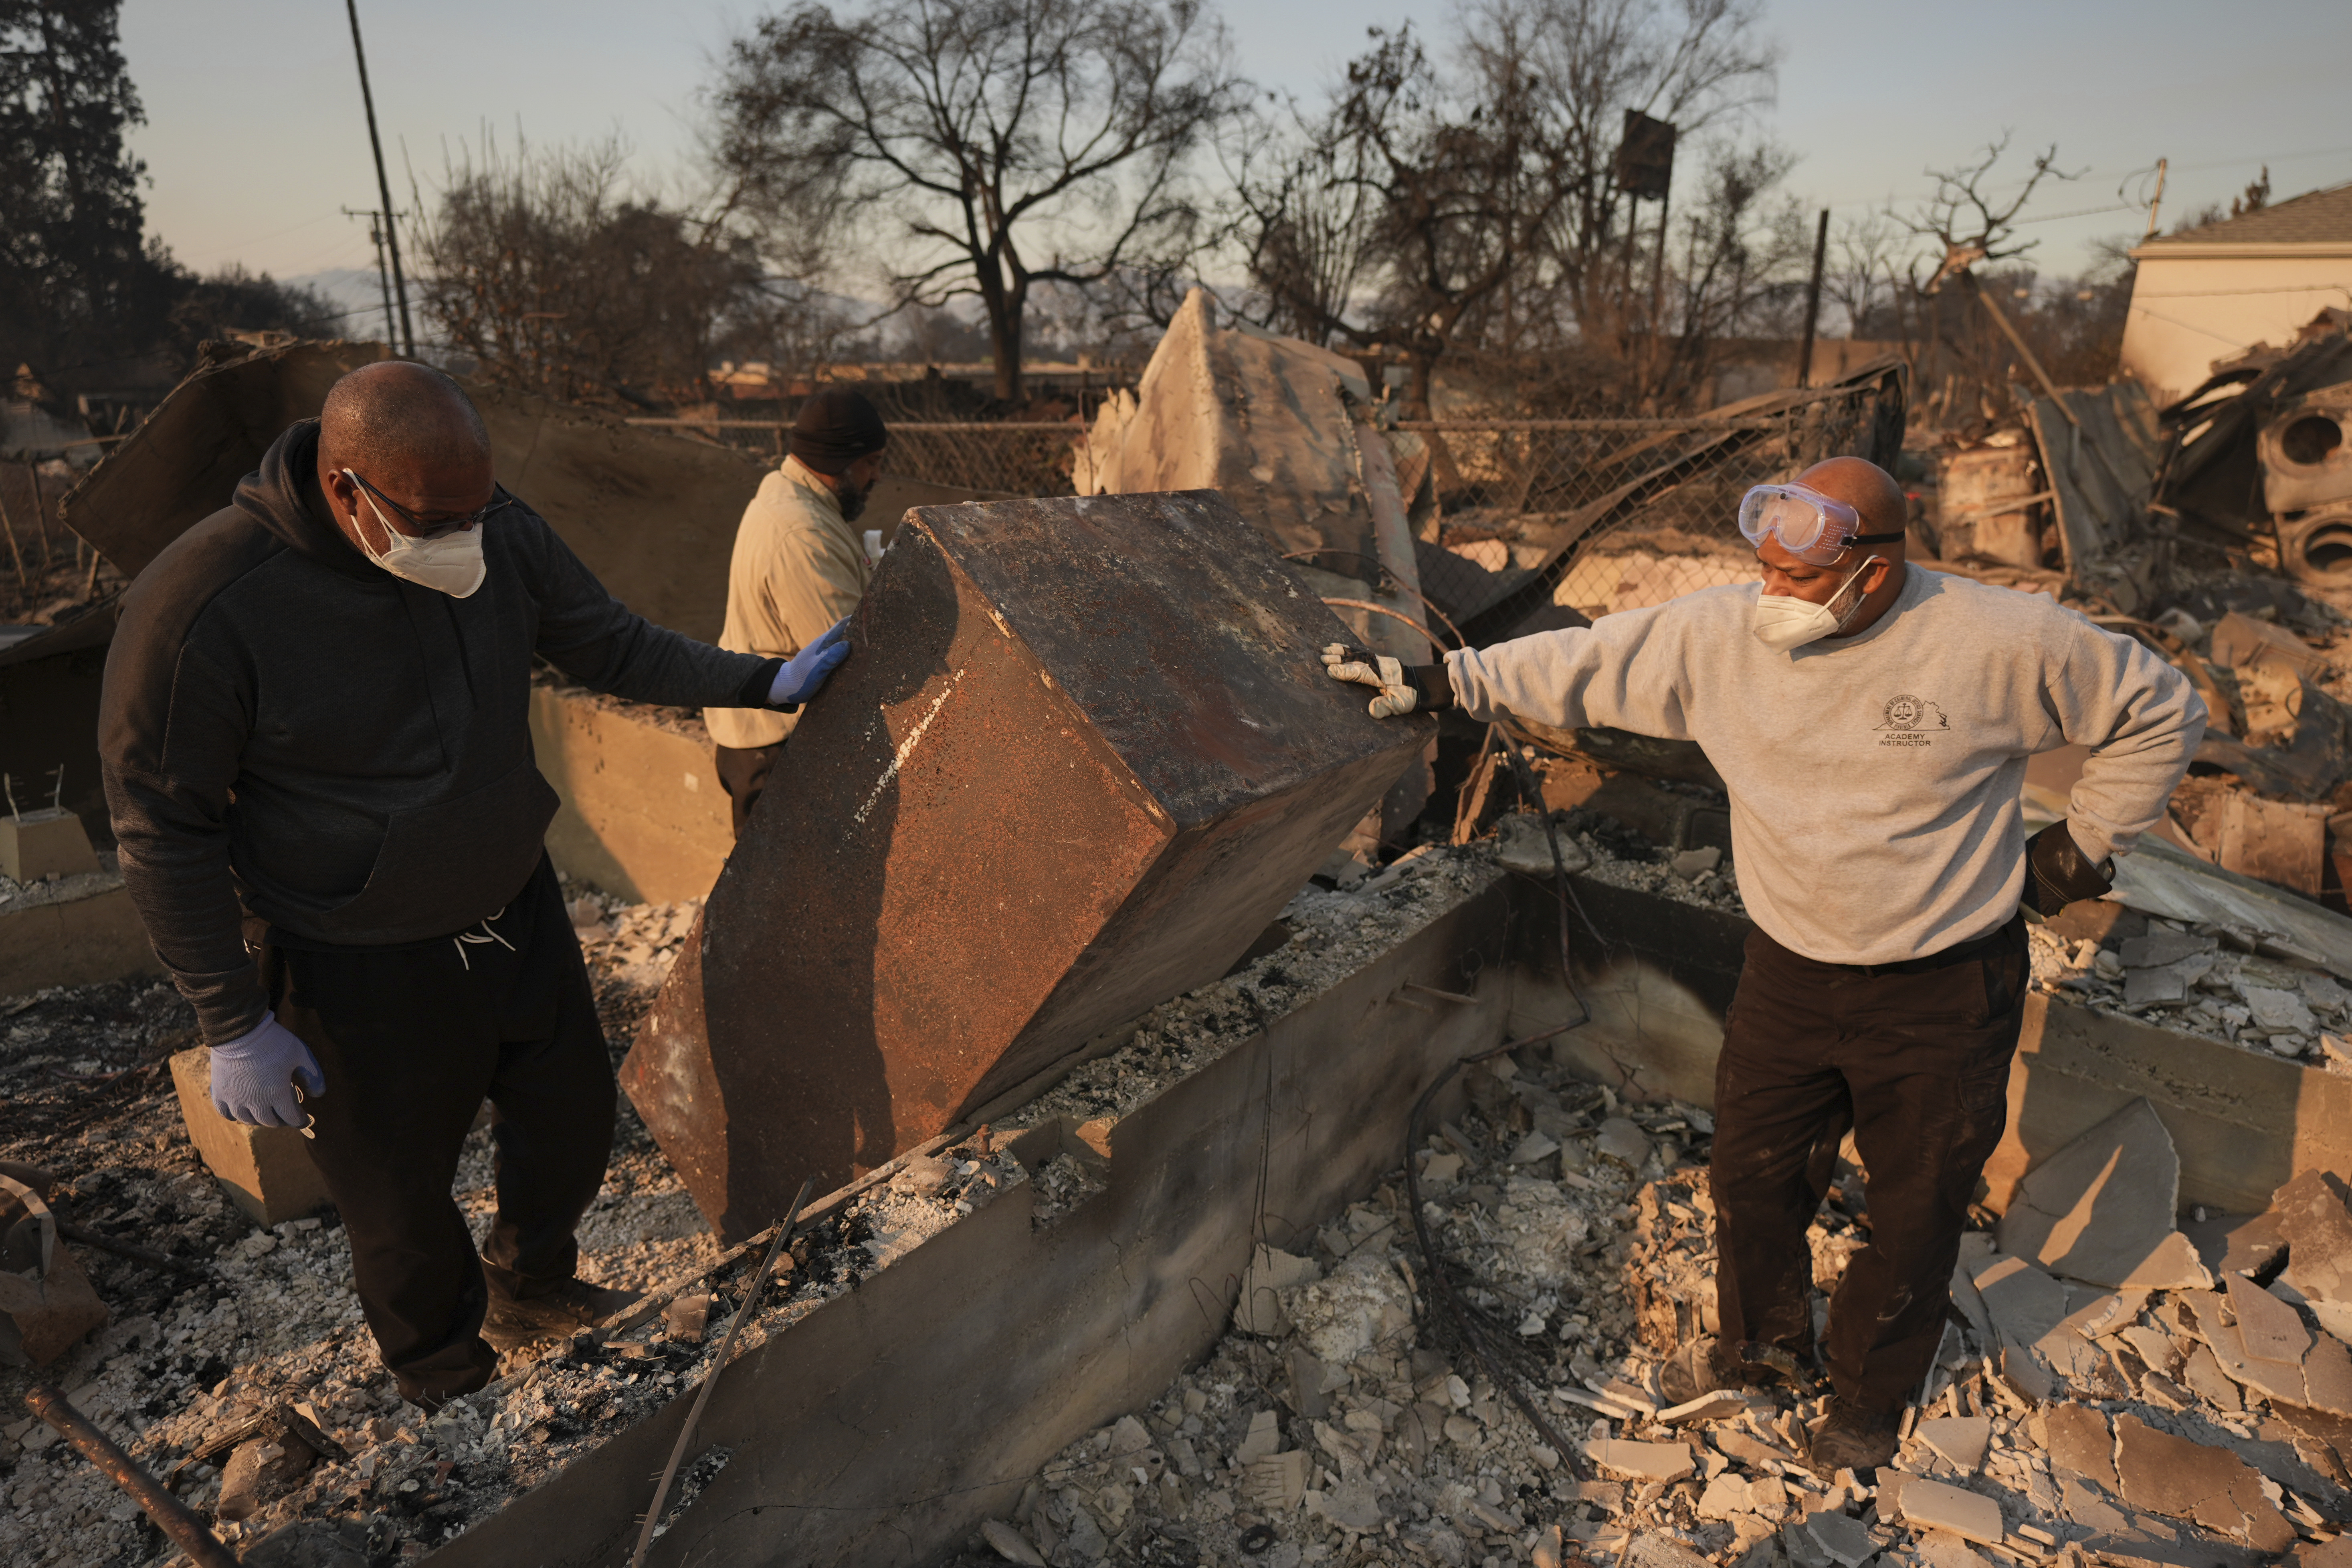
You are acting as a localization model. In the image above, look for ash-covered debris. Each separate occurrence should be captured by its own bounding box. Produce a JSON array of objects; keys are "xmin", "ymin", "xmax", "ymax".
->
[
  {"xmin": 960, "ymin": 1051, "xmax": 2352, "ymax": 1568},
  {"xmin": 1544, "ymin": 807, "xmax": 1746, "ymax": 918},
  {"xmin": 1004, "ymin": 847, "xmax": 1503, "ymax": 1134},
  {"xmin": 0, "ymin": 894, "xmax": 1028, "ymax": 1566},
  {"xmin": 1031, "ymin": 1154, "xmax": 1111, "ymax": 1229},
  {"xmin": 2027, "ymin": 911, "xmax": 2352, "ymax": 1068}
]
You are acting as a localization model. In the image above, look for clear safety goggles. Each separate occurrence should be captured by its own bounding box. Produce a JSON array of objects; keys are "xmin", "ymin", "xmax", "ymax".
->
[{"xmin": 1738, "ymin": 483, "xmax": 1904, "ymax": 566}]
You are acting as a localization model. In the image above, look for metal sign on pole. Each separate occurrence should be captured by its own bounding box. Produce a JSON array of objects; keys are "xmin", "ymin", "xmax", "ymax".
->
[{"xmin": 344, "ymin": 0, "xmax": 415, "ymax": 358}]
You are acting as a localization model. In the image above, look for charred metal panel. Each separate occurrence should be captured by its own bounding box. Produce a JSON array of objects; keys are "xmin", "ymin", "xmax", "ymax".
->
[{"xmin": 622, "ymin": 490, "xmax": 1432, "ymax": 1241}]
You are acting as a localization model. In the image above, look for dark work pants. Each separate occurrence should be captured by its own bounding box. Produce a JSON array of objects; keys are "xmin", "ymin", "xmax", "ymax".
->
[
  {"xmin": 1708, "ymin": 915, "xmax": 2026, "ymax": 1413},
  {"xmin": 714, "ymin": 741, "xmax": 784, "ymax": 838},
  {"xmin": 262, "ymin": 855, "xmax": 614, "ymax": 1408}
]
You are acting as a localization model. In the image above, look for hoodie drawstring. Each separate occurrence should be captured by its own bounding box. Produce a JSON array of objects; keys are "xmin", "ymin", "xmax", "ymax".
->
[{"xmin": 453, "ymin": 906, "xmax": 516, "ymax": 971}]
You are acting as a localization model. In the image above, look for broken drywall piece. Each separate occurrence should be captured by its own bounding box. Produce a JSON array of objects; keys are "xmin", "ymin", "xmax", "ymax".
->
[
  {"xmin": 2226, "ymin": 1273, "xmax": 2313, "ymax": 1364},
  {"xmin": 2268, "ymin": 1170, "xmax": 2352, "ymax": 1311},
  {"xmin": 1916, "ymin": 1414, "xmax": 1991, "ymax": 1473},
  {"xmin": 2113, "ymin": 1413, "xmax": 2297, "ymax": 1554},
  {"xmin": 2182, "ymin": 1210, "xmax": 2289, "ymax": 1283},
  {"xmin": 1950, "ymin": 1234, "xmax": 1997, "ymax": 1352},
  {"xmin": 2120, "ymin": 930, "xmax": 2220, "ymax": 969},
  {"xmin": 1801, "ymin": 1507, "xmax": 1879, "ymax": 1568},
  {"xmin": 1974, "ymin": 1253, "xmax": 2069, "ymax": 1352},
  {"xmin": 1897, "ymin": 1477, "xmax": 2005, "ymax": 1546},
  {"xmin": 1994, "ymin": 1099, "xmax": 2214, "ymax": 1290},
  {"xmin": 1583, "ymin": 1439, "xmax": 1696, "ymax": 1481},
  {"xmin": 2037, "ymin": 1402, "xmax": 2118, "ymax": 1487},
  {"xmin": 1594, "ymin": 1118, "xmax": 1652, "ymax": 1171}
]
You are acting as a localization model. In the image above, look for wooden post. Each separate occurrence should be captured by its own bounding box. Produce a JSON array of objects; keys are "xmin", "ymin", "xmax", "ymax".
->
[{"xmin": 1796, "ymin": 209, "xmax": 1829, "ymax": 389}]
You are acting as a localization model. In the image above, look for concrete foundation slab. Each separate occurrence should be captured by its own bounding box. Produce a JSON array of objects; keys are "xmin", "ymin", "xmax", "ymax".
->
[
  {"xmin": 529, "ymin": 684, "xmax": 732, "ymax": 905},
  {"xmin": 0, "ymin": 866, "xmax": 162, "ymax": 997}
]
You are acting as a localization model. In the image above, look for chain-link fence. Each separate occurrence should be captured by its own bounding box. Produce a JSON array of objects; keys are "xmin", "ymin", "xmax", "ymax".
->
[{"xmin": 1396, "ymin": 367, "xmax": 1905, "ymax": 632}]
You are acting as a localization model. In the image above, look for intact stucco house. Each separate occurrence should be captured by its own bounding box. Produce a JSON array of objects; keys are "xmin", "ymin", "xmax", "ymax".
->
[{"xmin": 2122, "ymin": 181, "xmax": 2352, "ymax": 402}]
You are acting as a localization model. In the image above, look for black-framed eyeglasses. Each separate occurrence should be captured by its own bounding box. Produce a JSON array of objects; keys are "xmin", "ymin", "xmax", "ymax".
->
[{"xmin": 342, "ymin": 468, "xmax": 521, "ymax": 540}]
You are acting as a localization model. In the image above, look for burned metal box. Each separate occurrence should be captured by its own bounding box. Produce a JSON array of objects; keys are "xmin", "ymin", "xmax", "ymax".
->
[{"xmin": 622, "ymin": 490, "xmax": 1431, "ymax": 1241}]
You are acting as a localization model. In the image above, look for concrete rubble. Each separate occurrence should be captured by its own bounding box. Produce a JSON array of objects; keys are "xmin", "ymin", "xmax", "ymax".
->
[{"xmin": 957, "ymin": 1061, "xmax": 2352, "ymax": 1568}]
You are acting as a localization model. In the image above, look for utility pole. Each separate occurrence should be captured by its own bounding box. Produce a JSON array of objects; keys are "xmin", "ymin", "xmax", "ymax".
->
[
  {"xmin": 1796, "ymin": 209, "xmax": 1829, "ymax": 389},
  {"xmin": 345, "ymin": 0, "xmax": 414, "ymax": 357},
  {"xmin": 343, "ymin": 207, "xmax": 397, "ymax": 346},
  {"xmin": 2143, "ymin": 157, "xmax": 2168, "ymax": 242}
]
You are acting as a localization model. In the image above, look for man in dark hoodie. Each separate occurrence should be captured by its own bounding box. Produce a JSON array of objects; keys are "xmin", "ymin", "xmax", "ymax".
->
[{"xmin": 100, "ymin": 362, "xmax": 849, "ymax": 1409}]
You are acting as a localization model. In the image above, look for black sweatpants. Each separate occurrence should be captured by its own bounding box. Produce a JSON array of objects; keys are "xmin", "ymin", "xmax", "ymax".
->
[
  {"xmin": 714, "ymin": 741, "xmax": 783, "ymax": 838},
  {"xmin": 1708, "ymin": 915, "xmax": 2026, "ymax": 1413},
  {"xmin": 261, "ymin": 855, "xmax": 614, "ymax": 1408}
]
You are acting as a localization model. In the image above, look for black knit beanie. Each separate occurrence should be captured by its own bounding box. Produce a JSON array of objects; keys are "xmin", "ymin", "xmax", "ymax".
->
[{"xmin": 788, "ymin": 387, "xmax": 889, "ymax": 475}]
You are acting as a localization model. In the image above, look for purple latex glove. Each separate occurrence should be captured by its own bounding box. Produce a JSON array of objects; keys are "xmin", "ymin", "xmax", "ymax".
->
[
  {"xmin": 209, "ymin": 1010, "xmax": 325, "ymax": 1129},
  {"xmin": 768, "ymin": 617, "xmax": 852, "ymax": 706}
]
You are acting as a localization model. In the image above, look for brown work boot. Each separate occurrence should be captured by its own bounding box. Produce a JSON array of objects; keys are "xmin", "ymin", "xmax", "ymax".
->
[
  {"xmin": 1805, "ymin": 1395, "xmax": 1900, "ymax": 1477},
  {"xmin": 1658, "ymin": 1337, "xmax": 1789, "ymax": 1406},
  {"xmin": 481, "ymin": 1277, "xmax": 644, "ymax": 1354}
]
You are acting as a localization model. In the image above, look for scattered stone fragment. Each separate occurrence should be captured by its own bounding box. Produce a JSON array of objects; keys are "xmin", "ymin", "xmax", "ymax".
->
[
  {"xmin": 982, "ymin": 1518, "xmax": 1049, "ymax": 1565},
  {"xmin": 1594, "ymin": 1117, "xmax": 1651, "ymax": 1170},
  {"xmin": 1915, "ymin": 1536, "xmax": 1992, "ymax": 1568},
  {"xmin": 1584, "ymin": 1438, "xmax": 1695, "ymax": 1481},
  {"xmin": 1313, "ymin": 1478, "xmax": 1383, "ymax": 1530},
  {"xmin": 1802, "ymin": 1506, "xmax": 1879, "ymax": 1567},
  {"xmin": 2179, "ymin": 1342, "xmax": 2244, "ymax": 1412},
  {"xmin": 1993, "ymin": 1099, "xmax": 2214, "ymax": 1289},
  {"xmin": 893, "ymin": 1153, "xmax": 954, "ymax": 1196},
  {"xmin": 1697, "ymin": 1473, "xmax": 1755, "ymax": 1520},
  {"xmin": 1916, "ymin": 1414, "xmax": 1992, "ymax": 1472},
  {"xmin": 1670, "ymin": 847, "xmax": 1723, "ymax": 881},
  {"xmin": 2125, "ymin": 967, "xmax": 2189, "ymax": 1007},
  {"xmin": 2242, "ymin": 985, "xmax": 2318, "ymax": 1035},
  {"xmin": 2112, "ymin": 1412, "xmax": 2297, "ymax": 1553},
  {"xmin": 1898, "ymin": 1478, "xmax": 2005, "ymax": 1546},
  {"xmin": 1974, "ymin": 1253, "xmax": 2070, "ymax": 1352},
  {"xmin": 2182, "ymin": 1209, "xmax": 2289, "ymax": 1282},
  {"xmin": 1659, "ymin": 1389, "xmax": 1747, "ymax": 1425},
  {"xmin": 1508, "ymin": 1132, "xmax": 1561, "ymax": 1165},
  {"xmin": 1420, "ymin": 1151, "xmax": 1463, "ymax": 1185},
  {"xmin": 1234, "ymin": 1409, "xmax": 1281, "ymax": 1466}
]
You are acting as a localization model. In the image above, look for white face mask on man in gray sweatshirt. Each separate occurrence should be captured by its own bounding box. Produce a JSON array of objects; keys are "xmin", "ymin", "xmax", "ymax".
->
[{"xmin": 1445, "ymin": 561, "xmax": 2207, "ymax": 968}]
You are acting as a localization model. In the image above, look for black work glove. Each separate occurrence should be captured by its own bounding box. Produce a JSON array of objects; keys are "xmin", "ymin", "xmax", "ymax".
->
[
  {"xmin": 2020, "ymin": 821, "xmax": 2114, "ymax": 919},
  {"xmin": 1320, "ymin": 644, "xmax": 1454, "ymax": 716}
]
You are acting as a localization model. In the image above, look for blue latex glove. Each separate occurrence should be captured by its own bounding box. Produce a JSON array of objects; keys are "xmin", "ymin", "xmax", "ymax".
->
[
  {"xmin": 209, "ymin": 1010, "xmax": 325, "ymax": 1130},
  {"xmin": 768, "ymin": 617, "xmax": 853, "ymax": 707}
]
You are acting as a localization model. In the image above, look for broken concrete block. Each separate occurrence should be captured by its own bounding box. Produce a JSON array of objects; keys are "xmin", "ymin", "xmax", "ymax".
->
[
  {"xmin": 2034, "ymin": 1403, "xmax": 2116, "ymax": 1487},
  {"xmin": 1234, "ymin": 1409, "xmax": 1282, "ymax": 1467},
  {"xmin": 0, "ymin": 806, "xmax": 101, "ymax": 882},
  {"xmin": 1916, "ymin": 1414, "xmax": 1991, "ymax": 1473},
  {"xmin": 1993, "ymin": 1099, "xmax": 2213, "ymax": 1290},
  {"xmin": 2179, "ymin": 1342, "xmax": 2243, "ymax": 1412},
  {"xmin": 623, "ymin": 491, "xmax": 1433, "ymax": 1241},
  {"xmin": 2112, "ymin": 1412, "xmax": 2296, "ymax": 1554},
  {"xmin": 2227, "ymin": 1273, "xmax": 2314, "ymax": 1364},
  {"xmin": 1584, "ymin": 1438, "xmax": 1696, "ymax": 1481},
  {"xmin": 1314, "ymin": 1478, "xmax": 1384, "ymax": 1530},
  {"xmin": 1915, "ymin": 1537, "xmax": 1992, "ymax": 1568},
  {"xmin": 2124, "ymin": 966, "xmax": 2188, "ymax": 1008},
  {"xmin": 0, "ymin": 1174, "xmax": 108, "ymax": 1366},
  {"xmin": 1897, "ymin": 1477, "xmax": 2005, "ymax": 1546},
  {"xmin": 1696, "ymin": 1473, "xmax": 1754, "ymax": 1520},
  {"xmin": 167, "ymin": 1047, "xmax": 333, "ymax": 1227},
  {"xmin": 1997, "ymin": 1344, "xmax": 2054, "ymax": 1402},
  {"xmin": 1973, "ymin": 1253, "xmax": 2069, "ymax": 1352},
  {"xmin": 2219, "ymin": 793, "xmax": 2330, "ymax": 898},
  {"xmin": 2182, "ymin": 1209, "xmax": 2289, "ymax": 1283}
]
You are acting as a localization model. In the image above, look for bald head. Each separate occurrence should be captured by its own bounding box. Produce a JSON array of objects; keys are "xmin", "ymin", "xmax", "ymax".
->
[
  {"xmin": 1797, "ymin": 456, "xmax": 1908, "ymax": 552},
  {"xmin": 314, "ymin": 362, "xmax": 497, "ymax": 557},
  {"xmin": 319, "ymin": 361, "xmax": 490, "ymax": 475}
]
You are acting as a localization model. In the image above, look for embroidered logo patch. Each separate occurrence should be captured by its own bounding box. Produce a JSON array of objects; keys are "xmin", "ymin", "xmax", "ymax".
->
[{"xmin": 1876, "ymin": 695, "xmax": 1948, "ymax": 747}]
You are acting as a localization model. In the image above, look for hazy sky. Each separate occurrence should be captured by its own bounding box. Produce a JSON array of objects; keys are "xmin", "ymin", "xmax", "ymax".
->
[{"xmin": 124, "ymin": 0, "xmax": 2352, "ymax": 308}]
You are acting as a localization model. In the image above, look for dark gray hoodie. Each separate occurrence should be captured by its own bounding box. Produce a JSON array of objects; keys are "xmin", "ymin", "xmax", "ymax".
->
[{"xmin": 101, "ymin": 419, "xmax": 777, "ymax": 1041}]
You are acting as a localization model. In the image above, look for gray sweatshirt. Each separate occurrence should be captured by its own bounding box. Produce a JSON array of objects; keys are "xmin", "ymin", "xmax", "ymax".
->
[{"xmin": 1447, "ymin": 566, "xmax": 2207, "ymax": 966}]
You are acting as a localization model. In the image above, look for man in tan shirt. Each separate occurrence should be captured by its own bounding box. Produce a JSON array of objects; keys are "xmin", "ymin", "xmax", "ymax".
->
[{"xmin": 706, "ymin": 387, "xmax": 889, "ymax": 831}]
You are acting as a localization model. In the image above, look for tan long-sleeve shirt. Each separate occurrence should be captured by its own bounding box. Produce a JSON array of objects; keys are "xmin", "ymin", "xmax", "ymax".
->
[
  {"xmin": 704, "ymin": 455, "xmax": 872, "ymax": 749},
  {"xmin": 1446, "ymin": 566, "xmax": 2207, "ymax": 966}
]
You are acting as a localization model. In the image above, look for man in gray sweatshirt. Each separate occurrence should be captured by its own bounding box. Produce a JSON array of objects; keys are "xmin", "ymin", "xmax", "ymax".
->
[{"xmin": 1326, "ymin": 457, "xmax": 2204, "ymax": 1472}]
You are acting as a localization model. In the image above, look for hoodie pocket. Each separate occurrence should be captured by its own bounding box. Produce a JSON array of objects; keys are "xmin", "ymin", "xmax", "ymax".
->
[{"xmin": 309, "ymin": 762, "xmax": 561, "ymax": 944}]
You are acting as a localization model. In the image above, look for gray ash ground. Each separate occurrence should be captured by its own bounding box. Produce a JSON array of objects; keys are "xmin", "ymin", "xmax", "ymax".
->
[{"xmin": 0, "ymin": 881, "xmax": 1021, "ymax": 1567}]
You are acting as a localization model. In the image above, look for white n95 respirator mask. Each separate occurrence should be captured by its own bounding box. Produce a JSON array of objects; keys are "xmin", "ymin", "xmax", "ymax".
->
[
  {"xmin": 1752, "ymin": 556, "xmax": 1884, "ymax": 653},
  {"xmin": 344, "ymin": 471, "xmax": 489, "ymax": 599}
]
